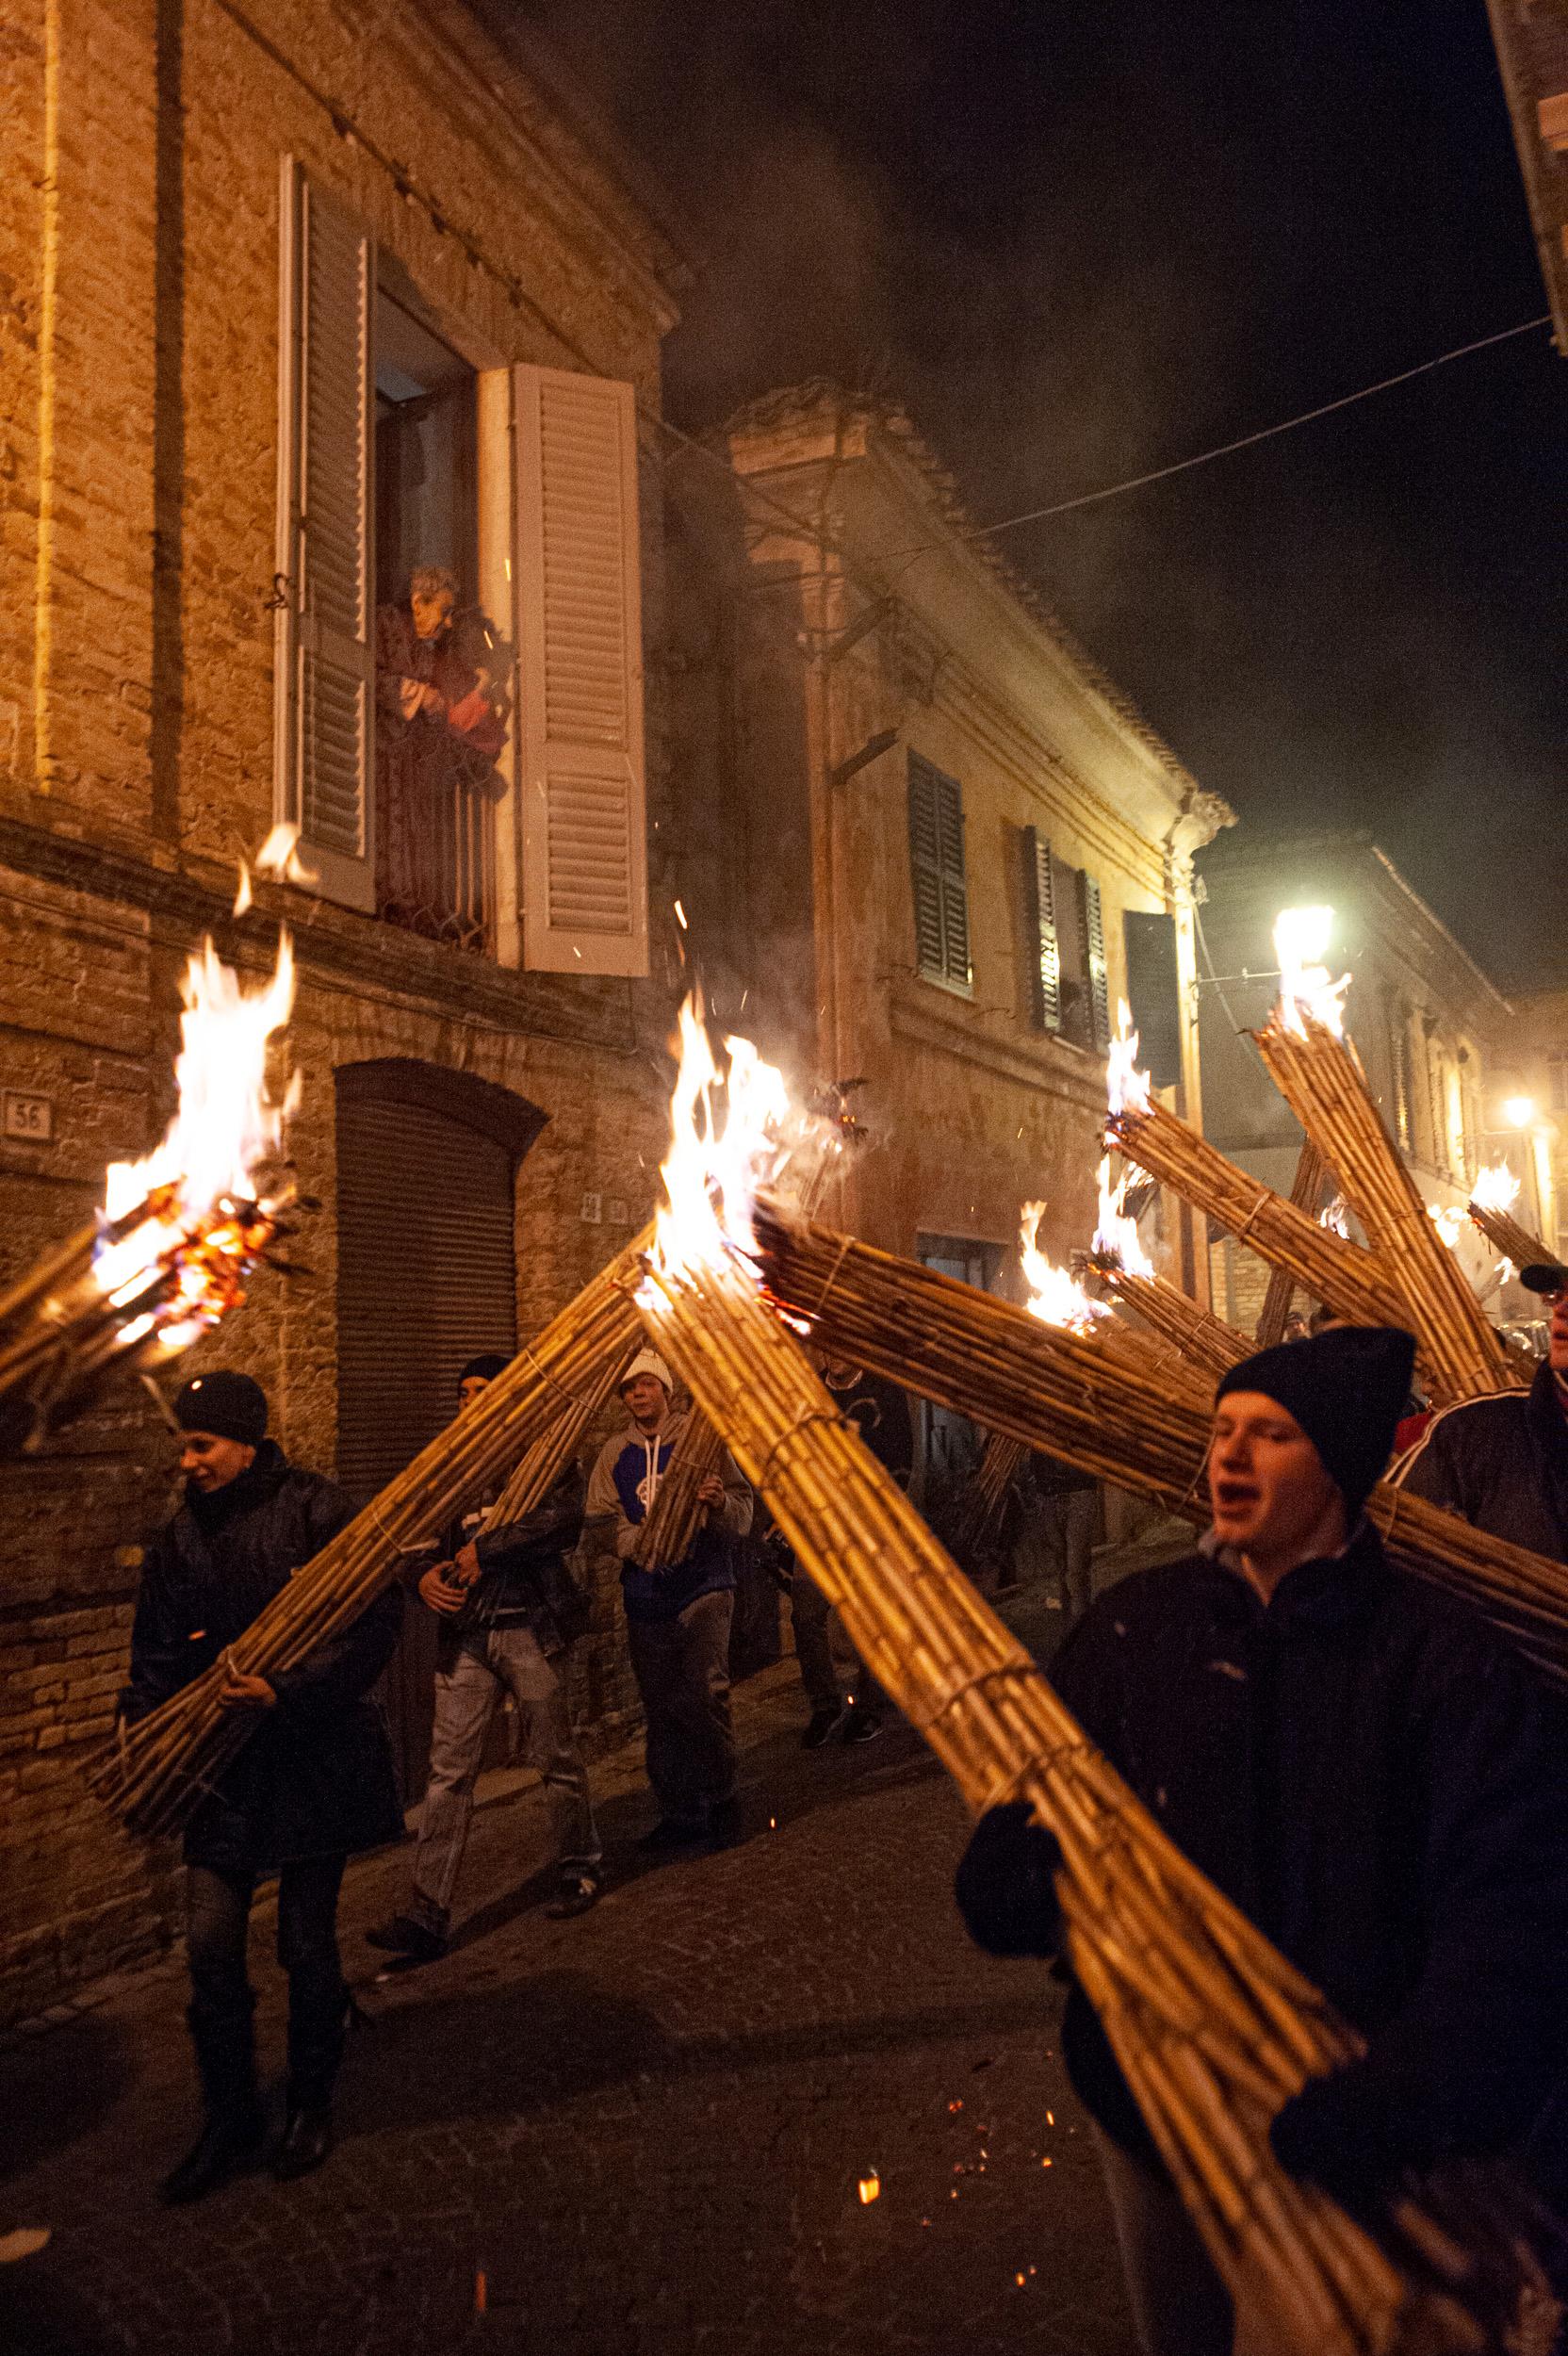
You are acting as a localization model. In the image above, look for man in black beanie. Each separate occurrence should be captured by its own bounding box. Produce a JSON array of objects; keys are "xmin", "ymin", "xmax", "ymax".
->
[
  {"xmin": 955, "ymin": 1326, "xmax": 1568, "ymax": 2356},
  {"xmin": 122, "ymin": 1372, "xmax": 402, "ymax": 2202}
]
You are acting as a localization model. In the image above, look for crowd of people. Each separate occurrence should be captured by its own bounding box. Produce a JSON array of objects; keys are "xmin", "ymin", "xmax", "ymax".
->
[{"xmin": 116, "ymin": 1258, "xmax": 1568, "ymax": 2356}]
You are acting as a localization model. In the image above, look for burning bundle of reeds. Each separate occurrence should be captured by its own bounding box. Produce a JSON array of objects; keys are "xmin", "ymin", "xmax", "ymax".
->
[
  {"xmin": 91, "ymin": 1234, "xmax": 649, "ymax": 1837},
  {"xmin": 1256, "ymin": 1140, "xmax": 1330, "ymax": 1345},
  {"xmin": 1466, "ymin": 1195, "xmax": 1551, "ymax": 1279},
  {"xmin": 629, "ymin": 1406, "xmax": 726, "ymax": 1572},
  {"xmin": 1091, "ymin": 1259, "xmax": 1251, "ymax": 1381},
  {"xmin": 1256, "ymin": 1010, "xmax": 1521, "ymax": 1403},
  {"xmin": 752, "ymin": 1202, "xmax": 1568, "ymax": 1692},
  {"xmin": 0, "ymin": 934, "xmax": 301, "ymax": 1454},
  {"xmin": 1108, "ymin": 1096, "xmax": 1414, "ymax": 1338},
  {"xmin": 643, "ymin": 1200, "xmax": 1542, "ymax": 2353}
]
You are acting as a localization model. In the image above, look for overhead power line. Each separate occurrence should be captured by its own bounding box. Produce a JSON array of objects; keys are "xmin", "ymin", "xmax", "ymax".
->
[{"xmin": 954, "ymin": 315, "xmax": 1553, "ymax": 545}]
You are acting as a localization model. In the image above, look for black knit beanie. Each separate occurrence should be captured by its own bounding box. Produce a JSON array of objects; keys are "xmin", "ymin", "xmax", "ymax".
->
[
  {"xmin": 458, "ymin": 1353, "xmax": 509, "ymax": 1387},
  {"xmin": 1215, "ymin": 1326, "xmax": 1415, "ymax": 1515},
  {"xmin": 173, "ymin": 1370, "xmax": 268, "ymax": 1448}
]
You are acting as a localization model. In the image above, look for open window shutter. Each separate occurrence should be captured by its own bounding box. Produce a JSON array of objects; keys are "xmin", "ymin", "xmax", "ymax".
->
[
  {"xmin": 1023, "ymin": 826, "xmax": 1061, "ymax": 1033},
  {"xmin": 1123, "ymin": 909, "xmax": 1181, "ymax": 1087},
  {"xmin": 936, "ymin": 772, "xmax": 972, "ymax": 990},
  {"xmin": 1080, "ymin": 872, "xmax": 1111, "ymax": 1051},
  {"xmin": 906, "ymin": 757, "xmax": 946, "ymax": 981},
  {"xmin": 276, "ymin": 164, "xmax": 375, "ymax": 911},
  {"xmin": 514, "ymin": 365, "xmax": 647, "ymax": 975}
]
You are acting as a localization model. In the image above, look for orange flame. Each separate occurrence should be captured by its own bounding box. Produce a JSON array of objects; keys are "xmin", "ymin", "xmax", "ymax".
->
[
  {"xmin": 649, "ymin": 997, "xmax": 793, "ymax": 1285},
  {"xmin": 93, "ymin": 932, "xmax": 296, "ymax": 1355},
  {"xmin": 1093, "ymin": 1154, "xmax": 1153, "ymax": 1276},
  {"xmin": 1105, "ymin": 1001, "xmax": 1152, "ymax": 1118},
  {"xmin": 1020, "ymin": 1203, "xmax": 1106, "ymax": 1334},
  {"xmin": 1471, "ymin": 1160, "xmax": 1521, "ymax": 1216}
]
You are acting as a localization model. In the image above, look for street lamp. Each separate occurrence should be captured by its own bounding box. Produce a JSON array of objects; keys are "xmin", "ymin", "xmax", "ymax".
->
[{"xmin": 1503, "ymin": 1095, "xmax": 1536, "ymax": 1130}]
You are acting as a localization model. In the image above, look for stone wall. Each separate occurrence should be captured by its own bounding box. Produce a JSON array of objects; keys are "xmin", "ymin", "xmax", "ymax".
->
[{"xmin": 0, "ymin": 0, "xmax": 686, "ymax": 2023}]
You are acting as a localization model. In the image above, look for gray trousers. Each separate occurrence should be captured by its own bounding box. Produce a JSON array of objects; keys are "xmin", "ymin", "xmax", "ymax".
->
[
  {"xmin": 791, "ymin": 1575, "xmax": 883, "ymax": 1713},
  {"xmin": 1042, "ymin": 1488, "xmax": 1097, "ymax": 1620},
  {"xmin": 626, "ymin": 1588, "xmax": 736, "ymax": 1829},
  {"xmin": 410, "ymin": 1625, "xmax": 600, "ymax": 1933},
  {"xmin": 1094, "ymin": 2128, "xmax": 1243, "ymax": 2356}
]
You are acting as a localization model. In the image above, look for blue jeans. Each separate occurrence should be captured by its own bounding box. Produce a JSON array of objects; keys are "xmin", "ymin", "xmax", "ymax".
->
[{"xmin": 409, "ymin": 1625, "xmax": 600, "ymax": 1933}]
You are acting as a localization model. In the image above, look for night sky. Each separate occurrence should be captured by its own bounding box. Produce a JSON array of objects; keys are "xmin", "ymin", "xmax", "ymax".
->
[{"xmin": 531, "ymin": 1, "xmax": 1567, "ymax": 988}]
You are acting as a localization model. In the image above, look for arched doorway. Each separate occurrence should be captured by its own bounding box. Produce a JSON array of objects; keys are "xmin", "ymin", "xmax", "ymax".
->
[{"xmin": 335, "ymin": 1059, "xmax": 546, "ymax": 1798}]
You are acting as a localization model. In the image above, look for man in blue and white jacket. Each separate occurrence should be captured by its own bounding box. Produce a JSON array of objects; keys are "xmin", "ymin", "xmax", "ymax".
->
[{"xmin": 585, "ymin": 1350, "xmax": 753, "ymax": 1847}]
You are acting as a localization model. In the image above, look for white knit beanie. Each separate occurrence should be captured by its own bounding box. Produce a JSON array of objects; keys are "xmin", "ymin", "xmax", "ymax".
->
[{"xmin": 620, "ymin": 1348, "xmax": 674, "ymax": 1394}]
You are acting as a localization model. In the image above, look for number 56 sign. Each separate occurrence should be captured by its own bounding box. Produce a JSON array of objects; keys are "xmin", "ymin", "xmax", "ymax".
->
[{"xmin": 4, "ymin": 1092, "xmax": 54, "ymax": 1143}]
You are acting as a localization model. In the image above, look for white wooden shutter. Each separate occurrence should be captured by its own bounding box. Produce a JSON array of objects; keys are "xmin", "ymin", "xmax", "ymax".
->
[
  {"xmin": 1080, "ymin": 872, "xmax": 1111, "ymax": 1051},
  {"xmin": 514, "ymin": 364, "xmax": 648, "ymax": 975},
  {"xmin": 274, "ymin": 162, "xmax": 375, "ymax": 911}
]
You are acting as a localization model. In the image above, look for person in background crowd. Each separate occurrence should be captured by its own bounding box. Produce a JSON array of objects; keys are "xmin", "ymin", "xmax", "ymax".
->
[
  {"xmin": 955, "ymin": 1326, "xmax": 1568, "ymax": 2356},
  {"xmin": 1396, "ymin": 1260, "xmax": 1568, "ymax": 1558},
  {"xmin": 121, "ymin": 1373, "xmax": 402, "ymax": 2202},
  {"xmin": 367, "ymin": 1354, "xmax": 602, "ymax": 1969},
  {"xmin": 787, "ymin": 1358, "xmax": 915, "ymax": 1747},
  {"xmin": 1030, "ymin": 1450, "xmax": 1099, "ymax": 1623},
  {"xmin": 585, "ymin": 1350, "xmax": 753, "ymax": 1846}
]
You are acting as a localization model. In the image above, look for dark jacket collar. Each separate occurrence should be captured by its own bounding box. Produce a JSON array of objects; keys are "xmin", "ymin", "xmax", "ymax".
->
[
  {"xmin": 185, "ymin": 1437, "xmax": 288, "ymax": 1533},
  {"xmin": 1197, "ymin": 1517, "xmax": 1389, "ymax": 1631}
]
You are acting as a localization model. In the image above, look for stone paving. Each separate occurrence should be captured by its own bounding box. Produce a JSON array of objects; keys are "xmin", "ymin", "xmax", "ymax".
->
[{"xmin": 2, "ymin": 1591, "xmax": 1144, "ymax": 2356}]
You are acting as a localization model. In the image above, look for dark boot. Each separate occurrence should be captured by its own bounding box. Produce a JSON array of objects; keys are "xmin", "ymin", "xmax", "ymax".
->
[
  {"xmin": 277, "ymin": 1967, "xmax": 352, "ymax": 2181},
  {"xmin": 161, "ymin": 1995, "xmax": 263, "ymax": 2205},
  {"xmin": 273, "ymin": 2102, "xmax": 334, "ymax": 2182}
]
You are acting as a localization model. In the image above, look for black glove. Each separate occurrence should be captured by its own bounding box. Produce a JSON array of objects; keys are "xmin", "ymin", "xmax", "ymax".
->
[
  {"xmin": 1269, "ymin": 2058, "xmax": 1412, "ymax": 2217},
  {"xmin": 955, "ymin": 1802, "xmax": 1064, "ymax": 1959}
]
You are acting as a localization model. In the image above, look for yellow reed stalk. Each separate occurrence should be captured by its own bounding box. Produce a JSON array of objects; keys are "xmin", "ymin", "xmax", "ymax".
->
[
  {"xmin": 1254, "ymin": 1013, "xmax": 1522, "ymax": 1403},
  {"xmin": 1256, "ymin": 1140, "xmax": 1329, "ymax": 1345},
  {"xmin": 1092, "ymin": 1261, "xmax": 1252, "ymax": 1380}
]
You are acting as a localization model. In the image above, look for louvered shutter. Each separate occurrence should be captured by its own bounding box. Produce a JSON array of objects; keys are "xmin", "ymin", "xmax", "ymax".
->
[
  {"xmin": 1123, "ymin": 909, "xmax": 1181, "ymax": 1087},
  {"xmin": 1022, "ymin": 826, "xmax": 1061, "ymax": 1032},
  {"xmin": 1080, "ymin": 872, "xmax": 1111, "ymax": 1051},
  {"xmin": 514, "ymin": 365, "xmax": 647, "ymax": 975},
  {"xmin": 275, "ymin": 163, "xmax": 375, "ymax": 910},
  {"xmin": 907, "ymin": 754, "xmax": 972, "ymax": 992}
]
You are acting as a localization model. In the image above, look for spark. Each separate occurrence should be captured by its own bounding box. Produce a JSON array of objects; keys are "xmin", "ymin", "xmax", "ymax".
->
[{"xmin": 858, "ymin": 2172, "xmax": 880, "ymax": 2205}]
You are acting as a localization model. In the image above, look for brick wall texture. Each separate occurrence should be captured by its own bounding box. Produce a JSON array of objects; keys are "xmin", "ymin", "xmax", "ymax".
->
[{"xmin": 0, "ymin": 0, "xmax": 687, "ymax": 2023}]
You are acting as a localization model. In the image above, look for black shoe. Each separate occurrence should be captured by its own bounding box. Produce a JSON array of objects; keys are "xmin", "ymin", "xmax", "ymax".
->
[
  {"xmin": 546, "ymin": 1870, "xmax": 602, "ymax": 1920},
  {"xmin": 636, "ymin": 1818, "xmax": 707, "ymax": 1852},
  {"xmin": 801, "ymin": 1707, "xmax": 843, "ymax": 1750},
  {"xmin": 365, "ymin": 1913, "xmax": 447, "ymax": 1964},
  {"xmin": 159, "ymin": 2109, "xmax": 265, "ymax": 2205},
  {"xmin": 841, "ymin": 1706, "xmax": 886, "ymax": 1745},
  {"xmin": 273, "ymin": 2104, "xmax": 334, "ymax": 2183}
]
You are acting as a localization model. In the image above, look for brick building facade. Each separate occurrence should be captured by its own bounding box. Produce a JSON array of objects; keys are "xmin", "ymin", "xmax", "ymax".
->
[
  {"xmin": 0, "ymin": 0, "xmax": 692, "ymax": 2022},
  {"xmin": 666, "ymin": 384, "xmax": 1233, "ymax": 1499}
]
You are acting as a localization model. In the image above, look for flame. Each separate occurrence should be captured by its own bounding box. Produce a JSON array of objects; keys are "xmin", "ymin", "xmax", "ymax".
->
[
  {"xmin": 1020, "ymin": 1202, "xmax": 1107, "ymax": 1334},
  {"xmin": 92, "ymin": 933, "xmax": 296, "ymax": 1350},
  {"xmin": 1471, "ymin": 1160, "xmax": 1521, "ymax": 1215},
  {"xmin": 858, "ymin": 2173, "xmax": 881, "ymax": 2205},
  {"xmin": 1428, "ymin": 1202, "xmax": 1467, "ymax": 1250},
  {"xmin": 650, "ymin": 997, "xmax": 793, "ymax": 1284},
  {"xmin": 1094, "ymin": 1155, "xmax": 1154, "ymax": 1276},
  {"xmin": 254, "ymin": 822, "xmax": 319, "ymax": 889},
  {"xmin": 1105, "ymin": 1001, "xmax": 1152, "ymax": 1118},
  {"xmin": 1274, "ymin": 907, "xmax": 1349, "ymax": 1039}
]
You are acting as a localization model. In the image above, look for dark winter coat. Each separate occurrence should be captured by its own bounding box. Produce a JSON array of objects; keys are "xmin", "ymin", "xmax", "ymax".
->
[
  {"xmin": 1396, "ymin": 1357, "xmax": 1568, "ymax": 1562},
  {"xmin": 435, "ymin": 1465, "xmax": 589, "ymax": 1662},
  {"xmin": 122, "ymin": 1442, "xmax": 404, "ymax": 1876},
  {"xmin": 821, "ymin": 1368, "xmax": 915, "ymax": 1488},
  {"xmin": 1044, "ymin": 1526, "xmax": 1568, "ymax": 2175}
]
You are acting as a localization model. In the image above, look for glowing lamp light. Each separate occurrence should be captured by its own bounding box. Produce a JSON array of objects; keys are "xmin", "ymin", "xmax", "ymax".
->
[
  {"xmin": 1273, "ymin": 905, "xmax": 1349, "ymax": 1039},
  {"xmin": 1503, "ymin": 1096, "xmax": 1536, "ymax": 1131}
]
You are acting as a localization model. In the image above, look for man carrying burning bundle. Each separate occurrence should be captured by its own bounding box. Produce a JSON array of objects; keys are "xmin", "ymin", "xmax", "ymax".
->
[
  {"xmin": 585, "ymin": 1350, "xmax": 753, "ymax": 1846},
  {"xmin": 121, "ymin": 1373, "xmax": 403, "ymax": 2203},
  {"xmin": 367, "ymin": 1353, "xmax": 603, "ymax": 1966},
  {"xmin": 956, "ymin": 1325, "xmax": 1568, "ymax": 2356}
]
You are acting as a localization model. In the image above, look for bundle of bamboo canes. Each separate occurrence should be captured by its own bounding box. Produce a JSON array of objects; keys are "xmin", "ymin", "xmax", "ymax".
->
[
  {"xmin": 1091, "ymin": 1259, "xmax": 1252, "ymax": 1380},
  {"xmin": 1256, "ymin": 1140, "xmax": 1329, "ymax": 1345},
  {"xmin": 90, "ymin": 1232, "xmax": 650, "ymax": 1836},
  {"xmin": 1255, "ymin": 1012, "xmax": 1522, "ymax": 1403},
  {"xmin": 1105, "ymin": 1098, "xmax": 1471, "ymax": 1392},
  {"xmin": 481, "ymin": 1340, "xmax": 634, "ymax": 1533},
  {"xmin": 0, "ymin": 1188, "xmax": 292, "ymax": 1456},
  {"xmin": 641, "ymin": 1225, "xmax": 1542, "ymax": 2354},
  {"xmin": 750, "ymin": 1202, "xmax": 1568, "ymax": 1689},
  {"xmin": 1466, "ymin": 1198, "xmax": 1552, "ymax": 1277},
  {"xmin": 950, "ymin": 1431, "xmax": 1030, "ymax": 1557},
  {"xmin": 628, "ymin": 1407, "xmax": 726, "ymax": 1571}
]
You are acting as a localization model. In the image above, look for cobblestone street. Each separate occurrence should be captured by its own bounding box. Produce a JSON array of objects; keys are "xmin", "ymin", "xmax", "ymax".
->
[{"xmin": 3, "ymin": 1607, "xmax": 1138, "ymax": 2356}]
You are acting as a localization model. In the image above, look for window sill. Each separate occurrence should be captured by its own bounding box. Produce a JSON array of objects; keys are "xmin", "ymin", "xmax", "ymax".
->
[{"xmin": 914, "ymin": 967, "xmax": 974, "ymax": 1004}]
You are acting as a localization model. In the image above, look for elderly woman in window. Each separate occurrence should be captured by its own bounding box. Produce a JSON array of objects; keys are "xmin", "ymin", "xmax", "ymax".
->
[{"xmin": 375, "ymin": 564, "xmax": 508, "ymax": 948}]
